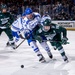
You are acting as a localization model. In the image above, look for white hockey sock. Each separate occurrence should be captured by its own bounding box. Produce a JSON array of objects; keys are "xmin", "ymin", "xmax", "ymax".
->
[
  {"xmin": 58, "ymin": 48, "xmax": 66, "ymax": 60},
  {"xmin": 36, "ymin": 51, "xmax": 42, "ymax": 56},
  {"xmin": 30, "ymin": 41, "xmax": 40, "ymax": 53},
  {"xmin": 40, "ymin": 41, "xmax": 51, "ymax": 52},
  {"xmin": 62, "ymin": 56, "xmax": 67, "ymax": 60}
]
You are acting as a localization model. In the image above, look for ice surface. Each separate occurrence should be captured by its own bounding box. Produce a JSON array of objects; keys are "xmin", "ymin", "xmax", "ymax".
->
[{"xmin": 0, "ymin": 31, "xmax": 75, "ymax": 75}]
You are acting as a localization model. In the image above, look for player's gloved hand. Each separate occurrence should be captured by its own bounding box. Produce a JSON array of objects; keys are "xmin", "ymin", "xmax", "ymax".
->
[
  {"xmin": 24, "ymin": 30, "xmax": 31, "ymax": 39},
  {"xmin": 25, "ymin": 32, "xmax": 31, "ymax": 39},
  {"xmin": 62, "ymin": 37, "xmax": 68, "ymax": 45}
]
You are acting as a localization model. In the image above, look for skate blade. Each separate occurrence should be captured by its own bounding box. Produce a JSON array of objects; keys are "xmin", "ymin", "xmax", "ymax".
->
[
  {"xmin": 64, "ymin": 60, "xmax": 69, "ymax": 63},
  {"xmin": 40, "ymin": 60, "xmax": 46, "ymax": 63}
]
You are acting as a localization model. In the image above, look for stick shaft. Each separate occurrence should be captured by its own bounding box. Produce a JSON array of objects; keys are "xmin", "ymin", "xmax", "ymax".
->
[{"xmin": 15, "ymin": 39, "xmax": 25, "ymax": 49}]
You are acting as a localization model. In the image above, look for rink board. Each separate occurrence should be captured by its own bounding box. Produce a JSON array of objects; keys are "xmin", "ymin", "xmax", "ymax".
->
[{"xmin": 52, "ymin": 21, "xmax": 75, "ymax": 30}]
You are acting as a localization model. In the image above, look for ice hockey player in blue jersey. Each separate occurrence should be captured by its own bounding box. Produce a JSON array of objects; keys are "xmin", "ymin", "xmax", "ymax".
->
[
  {"xmin": 11, "ymin": 14, "xmax": 25, "ymax": 43},
  {"xmin": 22, "ymin": 8, "xmax": 53, "ymax": 63}
]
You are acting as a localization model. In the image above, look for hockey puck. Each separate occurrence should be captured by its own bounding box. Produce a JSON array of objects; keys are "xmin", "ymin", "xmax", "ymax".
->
[{"xmin": 21, "ymin": 65, "xmax": 24, "ymax": 68}]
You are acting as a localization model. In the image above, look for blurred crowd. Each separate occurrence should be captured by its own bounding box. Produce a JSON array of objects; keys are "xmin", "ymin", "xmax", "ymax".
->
[{"xmin": 0, "ymin": 0, "xmax": 75, "ymax": 20}]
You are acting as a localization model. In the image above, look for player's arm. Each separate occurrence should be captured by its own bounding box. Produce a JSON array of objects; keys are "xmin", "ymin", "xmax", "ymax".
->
[
  {"xmin": 7, "ymin": 13, "xmax": 14, "ymax": 28},
  {"xmin": 58, "ymin": 26, "xmax": 68, "ymax": 44},
  {"xmin": 52, "ymin": 23, "xmax": 67, "ymax": 38},
  {"xmin": 59, "ymin": 26, "xmax": 67, "ymax": 38}
]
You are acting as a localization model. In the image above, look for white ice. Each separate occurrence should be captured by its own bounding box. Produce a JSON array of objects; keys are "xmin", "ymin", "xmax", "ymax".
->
[{"xmin": 0, "ymin": 31, "xmax": 75, "ymax": 75}]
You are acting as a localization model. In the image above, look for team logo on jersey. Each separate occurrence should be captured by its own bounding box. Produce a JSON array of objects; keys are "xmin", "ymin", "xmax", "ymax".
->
[{"xmin": 1, "ymin": 17, "xmax": 9, "ymax": 24}]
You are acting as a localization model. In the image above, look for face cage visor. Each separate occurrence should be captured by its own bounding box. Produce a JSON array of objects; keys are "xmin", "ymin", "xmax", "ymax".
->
[{"xmin": 43, "ymin": 25, "xmax": 50, "ymax": 32}]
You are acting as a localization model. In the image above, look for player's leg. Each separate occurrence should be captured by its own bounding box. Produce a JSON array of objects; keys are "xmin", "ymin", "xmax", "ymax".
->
[
  {"xmin": 40, "ymin": 41, "xmax": 53, "ymax": 59},
  {"xmin": 51, "ymin": 41, "xmax": 68, "ymax": 62},
  {"xmin": 37, "ymin": 35, "xmax": 53, "ymax": 59},
  {"xmin": 27, "ymin": 39, "xmax": 46, "ymax": 62},
  {"xmin": 11, "ymin": 31, "xmax": 20, "ymax": 42},
  {"xmin": 4, "ymin": 28, "xmax": 16, "ymax": 48},
  {"xmin": 57, "ymin": 43, "xmax": 68, "ymax": 62},
  {"xmin": 56, "ymin": 34, "xmax": 68, "ymax": 62}
]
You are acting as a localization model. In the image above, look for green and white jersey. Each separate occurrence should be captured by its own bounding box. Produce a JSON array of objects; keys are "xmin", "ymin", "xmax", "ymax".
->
[
  {"xmin": 0, "ymin": 12, "xmax": 14, "ymax": 29},
  {"xmin": 33, "ymin": 23, "xmax": 67, "ymax": 40}
]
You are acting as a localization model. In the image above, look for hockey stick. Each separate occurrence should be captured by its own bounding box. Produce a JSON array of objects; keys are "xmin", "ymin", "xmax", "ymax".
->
[
  {"xmin": 14, "ymin": 39, "xmax": 25, "ymax": 49},
  {"xmin": 50, "ymin": 41, "xmax": 70, "ymax": 44},
  {"xmin": 13, "ymin": 37, "xmax": 69, "ymax": 49}
]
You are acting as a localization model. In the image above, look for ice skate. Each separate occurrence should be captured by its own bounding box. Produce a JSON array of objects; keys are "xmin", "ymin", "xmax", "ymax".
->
[
  {"xmin": 53, "ymin": 46, "xmax": 57, "ymax": 50},
  {"xmin": 10, "ymin": 42, "xmax": 17, "ymax": 49},
  {"xmin": 6, "ymin": 42, "xmax": 17, "ymax": 49},
  {"xmin": 37, "ymin": 54, "xmax": 46, "ymax": 63},
  {"xmin": 47, "ymin": 51, "xmax": 53, "ymax": 59},
  {"xmin": 6, "ymin": 42, "xmax": 11, "ymax": 47},
  {"xmin": 63, "ymin": 56, "xmax": 69, "ymax": 63}
]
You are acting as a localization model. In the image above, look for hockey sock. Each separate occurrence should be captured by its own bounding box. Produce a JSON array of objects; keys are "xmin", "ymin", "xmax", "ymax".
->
[
  {"xmin": 58, "ymin": 46, "xmax": 67, "ymax": 60},
  {"xmin": 29, "ymin": 41, "xmax": 45, "ymax": 62},
  {"xmin": 40, "ymin": 41, "xmax": 51, "ymax": 52},
  {"xmin": 30, "ymin": 41, "xmax": 41, "ymax": 53},
  {"xmin": 40, "ymin": 41, "xmax": 53, "ymax": 58}
]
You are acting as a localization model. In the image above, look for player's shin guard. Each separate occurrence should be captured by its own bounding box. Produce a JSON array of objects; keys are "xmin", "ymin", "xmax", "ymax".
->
[
  {"xmin": 40, "ymin": 41, "xmax": 53, "ymax": 59},
  {"xmin": 29, "ymin": 41, "xmax": 46, "ymax": 62},
  {"xmin": 58, "ymin": 46, "xmax": 68, "ymax": 62}
]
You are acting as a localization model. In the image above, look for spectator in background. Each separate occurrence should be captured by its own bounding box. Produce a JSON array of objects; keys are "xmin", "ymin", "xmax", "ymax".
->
[{"xmin": 0, "ymin": 0, "xmax": 75, "ymax": 20}]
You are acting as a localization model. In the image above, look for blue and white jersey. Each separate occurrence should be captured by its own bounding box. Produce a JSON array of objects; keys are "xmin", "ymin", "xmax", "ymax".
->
[
  {"xmin": 23, "ymin": 12, "xmax": 41, "ymax": 31},
  {"xmin": 11, "ymin": 17, "xmax": 24, "ymax": 32}
]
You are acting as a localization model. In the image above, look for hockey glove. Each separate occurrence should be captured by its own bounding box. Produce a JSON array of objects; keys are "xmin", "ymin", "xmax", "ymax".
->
[{"xmin": 24, "ymin": 30, "xmax": 31, "ymax": 39}]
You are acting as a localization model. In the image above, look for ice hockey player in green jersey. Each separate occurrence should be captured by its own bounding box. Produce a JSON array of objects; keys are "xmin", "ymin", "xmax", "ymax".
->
[
  {"xmin": 0, "ymin": 4, "xmax": 16, "ymax": 49},
  {"xmin": 33, "ymin": 15, "xmax": 69, "ymax": 62}
]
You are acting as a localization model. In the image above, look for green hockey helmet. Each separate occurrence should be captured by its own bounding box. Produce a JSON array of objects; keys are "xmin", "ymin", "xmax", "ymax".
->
[
  {"xmin": 42, "ymin": 19, "xmax": 51, "ymax": 32},
  {"xmin": 43, "ymin": 19, "xmax": 51, "ymax": 26}
]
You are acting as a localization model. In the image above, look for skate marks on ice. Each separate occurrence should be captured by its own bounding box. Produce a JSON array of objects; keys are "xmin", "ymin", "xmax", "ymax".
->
[
  {"xmin": 0, "ymin": 55, "xmax": 9, "ymax": 61},
  {"xmin": 12, "ymin": 58, "xmax": 69, "ymax": 75}
]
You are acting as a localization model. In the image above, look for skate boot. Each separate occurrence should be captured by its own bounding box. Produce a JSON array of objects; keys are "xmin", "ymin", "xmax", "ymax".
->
[
  {"xmin": 63, "ymin": 56, "xmax": 69, "ymax": 63},
  {"xmin": 37, "ymin": 54, "xmax": 46, "ymax": 63},
  {"xmin": 6, "ymin": 42, "xmax": 11, "ymax": 47},
  {"xmin": 53, "ymin": 46, "xmax": 57, "ymax": 50},
  {"xmin": 10, "ymin": 42, "xmax": 17, "ymax": 49},
  {"xmin": 6, "ymin": 42, "xmax": 17, "ymax": 49},
  {"xmin": 47, "ymin": 51, "xmax": 53, "ymax": 59}
]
